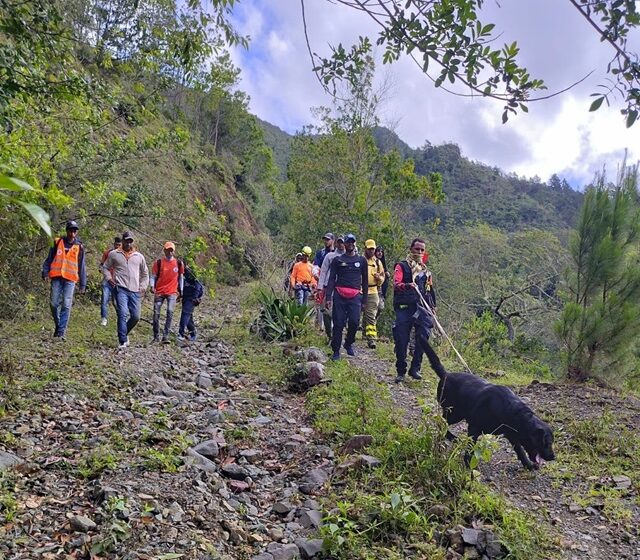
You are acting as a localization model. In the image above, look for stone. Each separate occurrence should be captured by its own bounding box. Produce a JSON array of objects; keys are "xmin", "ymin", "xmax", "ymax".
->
[
  {"xmin": 69, "ymin": 515, "xmax": 97, "ymax": 533},
  {"xmin": 221, "ymin": 463, "xmax": 249, "ymax": 480},
  {"xmin": 268, "ymin": 527, "xmax": 284, "ymax": 542},
  {"xmin": 206, "ymin": 410, "xmax": 225, "ymax": 424},
  {"xmin": 568, "ymin": 503, "xmax": 583, "ymax": 513},
  {"xmin": 340, "ymin": 435, "xmax": 374, "ymax": 455},
  {"xmin": 167, "ymin": 501, "xmax": 185, "ymax": 522},
  {"xmin": 336, "ymin": 454, "xmax": 381, "ymax": 474},
  {"xmin": 251, "ymin": 414, "xmax": 272, "ymax": 426},
  {"xmin": 299, "ymin": 467, "xmax": 330, "ymax": 495},
  {"xmin": 240, "ymin": 449, "xmax": 262, "ymax": 464},
  {"xmin": 305, "ymin": 362, "xmax": 325, "ymax": 387},
  {"xmin": 426, "ymin": 504, "xmax": 450, "ymax": 518},
  {"xmin": 462, "ymin": 528, "xmax": 479, "ymax": 546},
  {"xmin": 267, "ymin": 543, "xmax": 300, "ymax": 560},
  {"xmin": 295, "ymin": 538, "xmax": 324, "ymax": 559},
  {"xmin": 613, "ymin": 475, "xmax": 632, "ymax": 489},
  {"xmin": 0, "ymin": 450, "xmax": 24, "ymax": 471},
  {"xmin": 272, "ymin": 501, "xmax": 294, "ymax": 515},
  {"xmin": 196, "ymin": 373, "xmax": 213, "ymax": 389},
  {"xmin": 305, "ymin": 347, "xmax": 328, "ymax": 363},
  {"xmin": 251, "ymin": 554, "xmax": 274, "ymax": 560},
  {"xmin": 185, "ymin": 448, "xmax": 218, "ymax": 473},
  {"xmin": 228, "ymin": 480, "xmax": 250, "ymax": 493},
  {"xmin": 193, "ymin": 440, "xmax": 220, "ymax": 460},
  {"xmin": 299, "ymin": 509, "xmax": 323, "ymax": 529}
]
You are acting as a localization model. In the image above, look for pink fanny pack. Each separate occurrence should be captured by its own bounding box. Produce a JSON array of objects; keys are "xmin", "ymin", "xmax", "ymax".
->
[{"xmin": 336, "ymin": 287, "xmax": 361, "ymax": 299}]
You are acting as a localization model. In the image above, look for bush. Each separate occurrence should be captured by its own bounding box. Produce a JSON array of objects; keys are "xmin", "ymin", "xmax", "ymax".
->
[{"xmin": 251, "ymin": 289, "xmax": 314, "ymax": 341}]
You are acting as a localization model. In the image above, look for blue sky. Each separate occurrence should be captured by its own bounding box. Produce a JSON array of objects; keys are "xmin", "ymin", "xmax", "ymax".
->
[{"xmin": 229, "ymin": 0, "xmax": 640, "ymax": 189}]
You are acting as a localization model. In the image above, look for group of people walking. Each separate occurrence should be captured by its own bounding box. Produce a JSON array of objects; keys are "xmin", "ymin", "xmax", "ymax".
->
[
  {"xmin": 43, "ymin": 221, "xmax": 203, "ymax": 349},
  {"xmin": 289, "ymin": 233, "xmax": 437, "ymax": 383}
]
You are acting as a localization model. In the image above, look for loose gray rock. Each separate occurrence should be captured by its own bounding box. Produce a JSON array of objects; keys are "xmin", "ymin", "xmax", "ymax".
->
[
  {"xmin": 206, "ymin": 409, "xmax": 225, "ymax": 424},
  {"xmin": 252, "ymin": 414, "xmax": 272, "ymax": 426},
  {"xmin": 267, "ymin": 542, "xmax": 300, "ymax": 560},
  {"xmin": 272, "ymin": 501, "xmax": 294, "ymax": 515},
  {"xmin": 193, "ymin": 439, "xmax": 220, "ymax": 460},
  {"xmin": 240, "ymin": 449, "xmax": 262, "ymax": 464},
  {"xmin": 299, "ymin": 509, "xmax": 323, "ymax": 529},
  {"xmin": 69, "ymin": 515, "xmax": 97, "ymax": 533},
  {"xmin": 167, "ymin": 501, "xmax": 185, "ymax": 522},
  {"xmin": 462, "ymin": 527, "xmax": 479, "ymax": 546},
  {"xmin": 305, "ymin": 362, "xmax": 325, "ymax": 387},
  {"xmin": 196, "ymin": 373, "xmax": 213, "ymax": 389},
  {"xmin": 336, "ymin": 454, "xmax": 381, "ymax": 474},
  {"xmin": 295, "ymin": 538, "xmax": 324, "ymax": 559},
  {"xmin": 613, "ymin": 475, "xmax": 632, "ymax": 489},
  {"xmin": 221, "ymin": 463, "xmax": 249, "ymax": 480},
  {"xmin": 251, "ymin": 554, "xmax": 274, "ymax": 560},
  {"xmin": 185, "ymin": 448, "xmax": 218, "ymax": 473},
  {"xmin": 0, "ymin": 450, "xmax": 24, "ymax": 471},
  {"xmin": 340, "ymin": 435, "xmax": 374, "ymax": 455},
  {"xmin": 299, "ymin": 467, "xmax": 330, "ymax": 495},
  {"xmin": 305, "ymin": 347, "xmax": 328, "ymax": 363}
]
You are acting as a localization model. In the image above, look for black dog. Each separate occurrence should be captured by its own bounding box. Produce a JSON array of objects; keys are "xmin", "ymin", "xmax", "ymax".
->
[{"xmin": 422, "ymin": 339, "xmax": 555, "ymax": 470}]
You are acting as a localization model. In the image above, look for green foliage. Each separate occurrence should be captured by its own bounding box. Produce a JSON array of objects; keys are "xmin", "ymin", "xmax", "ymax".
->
[
  {"xmin": 76, "ymin": 447, "xmax": 120, "ymax": 479},
  {"xmin": 252, "ymin": 289, "xmax": 314, "ymax": 341},
  {"xmin": 556, "ymin": 163, "xmax": 640, "ymax": 382}
]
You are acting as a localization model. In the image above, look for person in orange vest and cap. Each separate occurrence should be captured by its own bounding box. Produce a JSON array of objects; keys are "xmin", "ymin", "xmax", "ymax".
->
[
  {"xmin": 150, "ymin": 241, "xmax": 184, "ymax": 343},
  {"xmin": 42, "ymin": 220, "xmax": 87, "ymax": 339}
]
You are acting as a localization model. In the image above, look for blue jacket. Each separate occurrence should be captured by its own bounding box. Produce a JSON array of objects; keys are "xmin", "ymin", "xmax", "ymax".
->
[{"xmin": 183, "ymin": 274, "xmax": 204, "ymax": 301}]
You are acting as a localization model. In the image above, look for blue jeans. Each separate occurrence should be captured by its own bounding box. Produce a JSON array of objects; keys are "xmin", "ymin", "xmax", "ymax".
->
[
  {"xmin": 50, "ymin": 278, "xmax": 76, "ymax": 335},
  {"xmin": 393, "ymin": 304, "xmax": 432, "ymax": 376},
  {"xmin": 153, "ymin": 294, "xmax": 177, "ymax": 339},
  {"xmin": 101, "ymin": 280, "xmax": 115, "ymax": 320},
  {"xmin": 179, "ymin": 298, "xmax": 197, "ymax": 339},
  {"xmin": 294, "ymin": 285, "xmax": 312, "ymax": 305},
  {"xmin": 331, "ymin": 292, "xmax": 362, "ymax": 353},
  {"xmin": 114, "ymin": 287, "xmax": 141, "ymax": 344}
]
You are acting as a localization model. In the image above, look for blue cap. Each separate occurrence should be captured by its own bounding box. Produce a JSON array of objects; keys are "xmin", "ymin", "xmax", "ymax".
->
[{"xmin": 344, "ymin": 233, "xmax": 356, "ymax": 243}]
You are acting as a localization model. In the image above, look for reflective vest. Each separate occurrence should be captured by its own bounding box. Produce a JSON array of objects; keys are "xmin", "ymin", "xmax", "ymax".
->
[{"xmin": 49, "ymin": 238, "xmax": 80, "ymax": 282}]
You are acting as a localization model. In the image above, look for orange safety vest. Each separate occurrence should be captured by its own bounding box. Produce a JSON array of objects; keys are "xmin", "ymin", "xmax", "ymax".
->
[{"xmin": 48, "ymin": 238, "xmax": 80, "ymax": 282}]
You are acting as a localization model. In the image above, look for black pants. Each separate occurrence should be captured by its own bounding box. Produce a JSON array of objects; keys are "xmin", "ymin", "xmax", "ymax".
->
[
  {"xmin": 331, "ymin": 292, "xmax": 362, "ymax": 353},
  {"xmin": 393, "ymin": 304, "xmax": 432, "ymax": 376}
]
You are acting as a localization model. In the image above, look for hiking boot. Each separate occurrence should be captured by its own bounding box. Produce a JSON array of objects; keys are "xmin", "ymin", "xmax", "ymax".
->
[
  {"xmin": 394, "ymin": 374, "xmax": 404, "ymax": 384},
  {"xmin": 367, "ymin": 340, "xmax": 377, "ymax": 349},
  {"xmin": 188, "ymin": 333, "xmax": 197, "ymax": 342},
  {"xmin": 177, "ymin": 334, "xmax": 185, "ymax": 342},
  {"xmin": 152, "ymin": 336, "xmax": 160, "ymax": 343},
  {"xmin": 161, "ymin": 337, "xmax": 169, "ymax": 344},
  {"xmin": 331, "ymin": 351, "xmax": 341, "ymax": 361},
  {"xmin": 344, "ymin": 345, "xmax": 355, "ymax": 357},
  {"xmin": 408, "ymin": 370, "xmax": 422, "ymax": 380},
  {"xmin": 101, "ymin": 317, "xmax": 108, "ymax": 326}
]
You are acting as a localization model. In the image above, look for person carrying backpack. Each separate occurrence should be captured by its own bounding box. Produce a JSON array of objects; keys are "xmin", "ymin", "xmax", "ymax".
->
[
  {"xmin": 150, "ymin": 241, "xmax": 184, "ymax": 343},
  {"xmin": 179, "ymin": 266, "xmax": 204, "ymax": 341},
  {"xmin": 289, "ymin": 246, "xmax": 316, "ymax": 305}
]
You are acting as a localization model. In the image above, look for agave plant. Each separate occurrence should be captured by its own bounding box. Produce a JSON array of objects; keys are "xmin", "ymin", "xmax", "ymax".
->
[{"xmin": 254, "ymin": 289, "xmax": 314, "ymax": 341}]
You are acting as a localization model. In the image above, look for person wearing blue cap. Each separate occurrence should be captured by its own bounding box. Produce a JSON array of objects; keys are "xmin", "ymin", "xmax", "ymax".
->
[
  {"xmin": 42, "ymin": 220, "xmax": 87, "ymax": 338},
  {"xmin": 325, "ymin": 233, "xmax": 368, "ymax": 360}
]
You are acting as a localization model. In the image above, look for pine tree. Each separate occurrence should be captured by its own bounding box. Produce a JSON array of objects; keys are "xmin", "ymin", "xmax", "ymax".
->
[{"xmin": 556, "ymin": 163, "xmax": 640, "ymax": 382}]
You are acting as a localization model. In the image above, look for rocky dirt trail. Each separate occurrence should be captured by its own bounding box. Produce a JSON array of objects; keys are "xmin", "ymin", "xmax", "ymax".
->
[
  {"xmin": 355, "ymin": 343, "xmax": 640, "ymax": 560},
  {"xmin": 1, "ymin": 291, "xmax": 639, "ymax": 560}
]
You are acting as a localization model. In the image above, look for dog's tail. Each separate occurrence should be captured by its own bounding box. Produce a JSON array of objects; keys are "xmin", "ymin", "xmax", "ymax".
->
[{"xmin": 421, "ymin": 338, "xmax": 448, "ymax": 379}]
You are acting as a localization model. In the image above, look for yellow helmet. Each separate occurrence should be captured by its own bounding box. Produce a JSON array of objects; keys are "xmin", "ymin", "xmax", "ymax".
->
[{"xmin": 302, "ymin": 246, "xmax": 312, "ymax": 256}]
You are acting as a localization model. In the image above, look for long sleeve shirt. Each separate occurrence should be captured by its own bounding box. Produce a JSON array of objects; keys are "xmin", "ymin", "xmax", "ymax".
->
[
  {"xmin": 42, "ymin": 238, "xmax": 87, "ymax": 290},
  {"xmin": 317, "ymin": 249, "xmax": 344, "ymax": 289},
  {"xmin": 326, "ymin": 253, "xmax": 368, "ymax": 307},
  {"xmin": 102, "ymin": 249, "xmax": 149, "ymax": 292}
]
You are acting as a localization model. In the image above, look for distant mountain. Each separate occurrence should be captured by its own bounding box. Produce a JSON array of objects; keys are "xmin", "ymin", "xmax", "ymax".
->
[{"xmin": 258, "ymin": 120, "xmax": 583, "ymax": 232}]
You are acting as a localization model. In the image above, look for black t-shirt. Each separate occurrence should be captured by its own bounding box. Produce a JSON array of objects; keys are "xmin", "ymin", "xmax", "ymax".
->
[{"xmin": 326, "ymin": 253, "xmax": 368, "ymax": 306}]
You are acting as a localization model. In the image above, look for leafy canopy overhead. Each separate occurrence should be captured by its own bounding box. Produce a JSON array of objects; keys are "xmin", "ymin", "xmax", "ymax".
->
[{"xmin": 305, "ymin": 0, "xmax": 640, "ymax": 126}]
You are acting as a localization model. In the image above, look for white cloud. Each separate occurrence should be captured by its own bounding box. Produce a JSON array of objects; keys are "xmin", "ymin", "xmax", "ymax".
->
[{"xmin": 230, "ymin": 0, "xmax": 640, "ymax": 188}]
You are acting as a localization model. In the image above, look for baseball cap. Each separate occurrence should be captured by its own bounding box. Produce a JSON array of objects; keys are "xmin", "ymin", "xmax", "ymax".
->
[
  {"xmin": 163, "ymin": 241, "xmax": 176, "ymax": 250},
  {"xmin": 344, "ymin": 233, "xmax": 356, "ymax": 243},
  {"xmin": 365, "ymin": 239, "xmax": 376, "ymax": 249},
  {"xmin": 122, "ymin": 231, "xmax": 134, "ymax": 241},
  {"xmin": 336, "ymin": 235, "xmax": 345, "ymax": 243},
  {"xmin": 65, "ymin": 220, "xmax": 79, "ymax": 230},
  {"xmin": 322, "ymin": 232, "xmax": 335, "ymax": 240}
]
